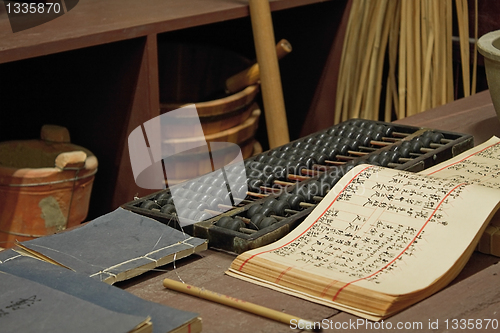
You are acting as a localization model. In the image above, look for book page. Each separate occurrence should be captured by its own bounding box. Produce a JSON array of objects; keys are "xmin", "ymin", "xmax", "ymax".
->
[
  {"xmin": 230, "ymin": 165, "xmax": 500, "ymax": 296},
  {"xmin": 419, "ymin": 136, "xmax": 500, "ymax": 188}
]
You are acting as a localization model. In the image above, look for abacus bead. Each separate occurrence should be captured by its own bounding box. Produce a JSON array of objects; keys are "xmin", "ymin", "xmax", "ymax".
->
[
  {"xmin": 262, "ymin": 197, "xmax": 278, "ymax": 208},
  {"xmin": 154, "ymin": 191, "xmax": 171, "ymax": 206},
  {"xmin": 247, "ymin": 179, "xmax": 264, "ymax": 192},
  {"xmin": 194, "ymin": 211, "xmax": 213, "ymax": 221},
  {"xmin": 250, "ymin": 213, "xmax": 265, "ymax": 229},
  {"xmin": 211, "ymin": 178, "xmax": 226, "ymax": 187},
  {"xmin": 384, "ymin": 125, "xmax": 395, "ymax": 137},
  {"xmin": 298, "ymin": 156, "xmax": 317, "ymax": 169},
  {"xmin": 371, "ymin": 131, "xmax": 384, "ymax": 141},
  {"xmin": 416, "ymin": 136, "xmax": 432, "ymax": 148},
  {"xmin": 211, "ymin": 187, "xmax": 226, "ymax": 198},
  {"xmin": 183, "ymin": 181, "xmax": 199, "ymax": 191},
  {"xmin": 410, "ymin": 140, "xmax": 423, "ymax": 153},
  {"xmin": 387, "ymin": 150, "xmax": 401, "ymax": 162},
  {"xmin": 430, "ymin": 132, "xmax": 444, "ymax": 143},
  {"xmin": 197, "ymin": 184, "xmax": 212, "ymax": 194},
  {"xmin": 332, "ymin": 143, "xmax": 349, "ymax": 156},
  {"xmin": 378, "ymin": 155, "xmax": 391, "ymax": 167},
  {"xmin": 368, "ymin": 154, "xmax": 379, "ymax": 163},
  {"xmin": 260, "ymin": 173, "xmax": 276, "ymax": 186},
  {"xmin": 248, "ymin": 169, "xmax": 262, "ymax": 179},
  {"xmin": 187, "ymin": 200, "xmax": 199, "ymax": 209},
  {"xmin": 259, "ymin": 206, "xmax": 276, "ymax": 217},
  {"xmin": 246, "ymin": 204, "xmax": 262, "ymax": 218},
  {"xmin": 201, "ymin": 176, "xmax": 215, "ymax": 184},
  {"xmin": 173, "ymin": 198, "xmax": 189, "ymax": 208},
  {"xmin": 311, "ymin": 153, "xmax": 327, "ymax": 165},
  {"xmin": 258, "ymin": 217, "xmax": 278, "ymax": 229},
  {"xmin": 291, "ymin": 140, "xmax": 305, "ymax": 148},
  {"xmin": 187, "ymin": 209, "xmax": 199, "ymax": 221},
  {"xmin": 228, "ymin": 218, "xmax": 246, "ymax": 231},
  {"xmin": 194, "ymin": 202, "xmax": 209, "ymax": 211},
  {"xmin": 161, "ymin": 204, "xmax": 177, "ymax": 215},
  {"xmin": 206, "ymin": 197, "xmax": 223, "ymax": 210},
  {"xmin": 306, "ymin": 180, "xmax": 325, "ymax": 198},
  {"xmin": 272, "ymin": 200, "xmax": 290, "ymax": 216},
  {"xmin": 288, "ymin": 193, "xmax": 306, "ymax": 210},
  {"xmin": 216, "ymin": 216, "xmax": 234, "ymax": 228},
  {"xmin": 230, "ymin": 183, "xmax": 248, "ymax": 200},
  {"xmin": 255, "ymin": 154, "xmax": 267, "ymax": 162}
]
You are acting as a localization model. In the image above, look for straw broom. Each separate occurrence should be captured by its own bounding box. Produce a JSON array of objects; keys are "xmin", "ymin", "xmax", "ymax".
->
[{"xmin": 334, "ymin": 0, "xmax": 474, "ymax": 124}]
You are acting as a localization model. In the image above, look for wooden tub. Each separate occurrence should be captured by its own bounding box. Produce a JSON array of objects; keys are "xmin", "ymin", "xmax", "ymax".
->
[{"xmin": 0, "ymin": 125, "xmax": 97, "ymax": 248}]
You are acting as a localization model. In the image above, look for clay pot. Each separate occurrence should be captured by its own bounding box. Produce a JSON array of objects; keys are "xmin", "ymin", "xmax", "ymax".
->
[{"xmin": 478, "ymin": 30, "xmax": 500, "ymax": 119}]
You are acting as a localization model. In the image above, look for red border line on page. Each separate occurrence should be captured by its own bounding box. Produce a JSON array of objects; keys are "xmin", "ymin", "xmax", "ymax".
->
[
  {"xmin": 238, "ymin": 165, "xmax": 374, "ymax": 272},
  {"xmin": 331, "ymin": 182, "xmax": 466, "ymax": 301}
]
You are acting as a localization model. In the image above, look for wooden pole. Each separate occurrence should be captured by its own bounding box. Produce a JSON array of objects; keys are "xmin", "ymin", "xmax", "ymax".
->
[
  {"xmin": 163, "ymin": 278, "xmax": 321, "ymax": 332},
  {"xmin": 249, "ymin": 0, "xmax": 290, "ymax": 148}
]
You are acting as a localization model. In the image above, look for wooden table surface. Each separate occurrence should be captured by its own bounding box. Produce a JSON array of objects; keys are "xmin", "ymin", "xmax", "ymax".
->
[{"xmin": 117, "ymin": 90, "xmax": 500, "ymax": 333}]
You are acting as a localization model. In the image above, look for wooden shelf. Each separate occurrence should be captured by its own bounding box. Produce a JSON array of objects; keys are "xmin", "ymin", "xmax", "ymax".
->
[
  {"xmin": 0, "ymin": 0, "xmax": 347, "ymax": 219},
  {"xmin": 0, "ymin": 0, "xmax": 330, "ymax": 63}
]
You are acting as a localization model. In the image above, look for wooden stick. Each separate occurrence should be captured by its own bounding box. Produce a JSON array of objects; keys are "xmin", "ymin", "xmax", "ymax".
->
[
  {"xmin": 445, "ymin": 0, "xmax": 454, "ymax": 102},
  {"xmin": 431, "ymin": 0, "xmax": 440, "ymax": 107},
  {"xmin": 398, "ymin": 0, "xmax": 407, "ymax": 119},
  {"xmin": 413, "ymin": 0, "xmax": 421, "ymax": 115},
  {"xmin": 455, "ymin": 0, "xmax": 470, "ymax": 97},
  {"xmin": 372, "ymin": 0, "xmax": 394, "ymax": 121},
  {"xmin": 405, "ymin": 0, "xmax": 415, "ymax": 117},
  {"xmin": 163, "ymin": 278, "xmax": 322, "ymax": 332},
  {"xmin": 225, "ymin": 39, "xmax": 292, "ymax": 94},
  {"xmin": 353, "ymin": 0, "xmax": 378, "ymax": 119},
  {"xmin": 385, "ymin": 0, "xmax": 401, "ymax": 121},
  {"xmin": 421, "ymin": 28, "xmax": 434, "ymax": 112},
  {"xmin": 471, "ymin": 0, "xmax": 478, "ymax": 95},
  {"xmin": 249, "ymin": 0, "xmax": 290, "ymax": 148}
]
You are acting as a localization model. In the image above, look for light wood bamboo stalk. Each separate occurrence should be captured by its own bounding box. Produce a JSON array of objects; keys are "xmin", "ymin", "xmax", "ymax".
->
[
  {"xmin": 472, "ymin": 0, "xmax": 478, "ymax": 95},
  {"xmin": 456, "ymin": 0, "xmax": 470, "ymax": 97},
  {"xmin": 446, "ymin": 0, "xmax": 454, "ymax": 102},
  {"xmin": 336, "ymin": 0, "xmax": 469, "ymax": 124},
  {"xmin": 398, "ymin": 0, "xmax": 408, "ymax": 119}
]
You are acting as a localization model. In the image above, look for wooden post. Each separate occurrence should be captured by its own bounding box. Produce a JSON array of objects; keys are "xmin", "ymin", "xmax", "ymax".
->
[{"xmin": 249, "ymin": 0, "xmax": 290, "ymax": 148}]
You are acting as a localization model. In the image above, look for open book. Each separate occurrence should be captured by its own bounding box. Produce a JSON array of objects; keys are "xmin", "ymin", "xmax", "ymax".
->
[{"xmin": 227, "ymin": 137, "xmax": 500, "ymax": 321}]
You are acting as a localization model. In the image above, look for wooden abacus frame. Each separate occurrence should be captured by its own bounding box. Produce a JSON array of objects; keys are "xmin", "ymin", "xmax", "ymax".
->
[{"xmin": 122, "ymin": 120, "xmax": 473, "ymax": 254}]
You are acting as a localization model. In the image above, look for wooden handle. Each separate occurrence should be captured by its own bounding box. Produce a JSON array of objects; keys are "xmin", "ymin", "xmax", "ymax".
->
[
  {"xmin": 55, "ymin": 151, "xmax": 87, "ymax": 169},
  {"xmin": 249, "ymin": 0, "xmax": 290, "ymax": 148},
  {"xmin": 41, "ymin": 124, "xmax": 71, "ymax": 143},
  {"xmin": 225, "ymin": 39, "xmax": 292, "ymax": 94},
  {"xmin": 163, "ymin": 278, "xmax": 320, "ymax": 332}
]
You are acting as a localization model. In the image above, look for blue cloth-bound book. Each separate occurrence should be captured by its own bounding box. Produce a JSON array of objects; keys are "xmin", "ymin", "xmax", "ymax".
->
[
  {"xmin": 13, "ymin": 207, "xmax": 207, "ymax": 284},
  {"xmin": 0, "ymin": 250, "xmax": 202, "ymax": 333}
]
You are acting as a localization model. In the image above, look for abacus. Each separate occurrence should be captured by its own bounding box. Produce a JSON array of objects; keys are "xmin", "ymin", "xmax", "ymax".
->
[{"xmin": 122, "ymin": 119, "xmax": 473, "ymax": 253}]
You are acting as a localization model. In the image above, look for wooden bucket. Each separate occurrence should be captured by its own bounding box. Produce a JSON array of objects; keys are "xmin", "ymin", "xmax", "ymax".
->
[
  {"xmin": 0, "ymin": 125, "xmax": 97, "ymax": 248},
  {"xmin": 157, "ymin": 43, "xmax": 261, "ymax": 184}
]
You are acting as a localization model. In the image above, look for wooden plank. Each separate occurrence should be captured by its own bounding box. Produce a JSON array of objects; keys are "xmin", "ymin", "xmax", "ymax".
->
[
  {"xmin": 0, "ymin": 0, "xmax": 330, "ymax": 64},
  {"xmin": 395, "ymin": 90, "xmax": 499, "ymax": 145},
  {"xmin": 112, "ymin": 34, "xmax": 160, "ymax": 209}
]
